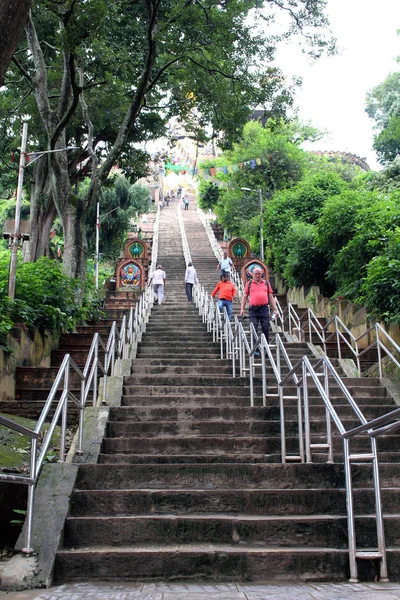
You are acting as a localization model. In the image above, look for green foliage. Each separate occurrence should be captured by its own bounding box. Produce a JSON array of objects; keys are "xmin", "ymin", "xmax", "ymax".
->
[
  {"xmin": 282, "ymin": 222, "xmax": 329, "ymax": 290},
  {"xmin": 0, "ymin": 252, "xmax": 105, "ymax": 341},
  {"xmin": 85, "ymin": 176, "xmax": 151, "ymax": 261},
  {"xmin": 366, "ymin": 70, "xmax": 400, "ymax": 165},
  {"xmin": 373, "ymin": 115, "xmax": 400, "ymax": 164},
  {"xmin": 198, "ymin": 182, "xmax": 222, "ymax": 211},
  {"xmin": 358, "ymin": 229, "xmax": 400, "ymax": 323},
  {"xmin": 317, "ymin": 189, "xmax": 376, "ymax": 260},
  {"xmin": 327, "ymin": 196, "xmax": 400, "ymax": 298}
]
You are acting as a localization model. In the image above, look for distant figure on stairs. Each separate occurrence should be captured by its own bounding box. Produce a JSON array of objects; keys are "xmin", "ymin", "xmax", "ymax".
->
[
  {"xmin": 183, "ymin": 195, "xmax": 189, "ymax": 210},
  {"xmin": 184, "ymin": 261, "xmax": 198, "ymax": 303},
  {"xmin": 211, "ymin": 272, "xmax": 237, "ymax": 322},
  {"xmin": 149, "ymin": 264, "xmax": 166, "ymax": 305}
]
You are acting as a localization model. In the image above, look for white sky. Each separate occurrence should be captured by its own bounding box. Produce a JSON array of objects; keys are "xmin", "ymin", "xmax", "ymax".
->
[{"xmin": 275, "ymin": 0, "xmax": 400, "ymax": 170}]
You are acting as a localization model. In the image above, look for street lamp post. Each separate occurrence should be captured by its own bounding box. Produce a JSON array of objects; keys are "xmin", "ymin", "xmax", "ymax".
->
[
  {"xmin": 241, "ymin": 187, "xmax": 264, "ymax": 261},
  {"xmin": 8, "ymin": 121, "xmax": 79, "ymax": 299},
  {"xmin": 258, "ymin": 188, "xmax": 264, "ymax": 262},
  {"xmin": 8, "ymin": 122, "xmax": 28, "ymax": 300}
]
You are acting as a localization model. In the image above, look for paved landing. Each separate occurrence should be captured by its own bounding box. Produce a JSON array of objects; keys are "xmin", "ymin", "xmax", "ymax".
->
[{"xmin": 2, "ymin": 582, "xmax": 400, "ymax": 600}]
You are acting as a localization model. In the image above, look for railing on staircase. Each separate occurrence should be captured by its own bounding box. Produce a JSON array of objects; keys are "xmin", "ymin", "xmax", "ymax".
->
[
  {"xmin": 177, "ymin": 204, "xmax": 192, "ymax": 265},
  {"xmin": 0, "ymin": 206, "xmax": 161, "ymax": 556},
  {"xmin": 287, "ymin": 304, "xmax": 400, "ymax": 377},
  {"xmin": 196, "ymin": 206, "xmax": 244, "ymax": 299},
  {"xmin": 192, "ymin": 277, "xmax": 400, "ymax": 583}
]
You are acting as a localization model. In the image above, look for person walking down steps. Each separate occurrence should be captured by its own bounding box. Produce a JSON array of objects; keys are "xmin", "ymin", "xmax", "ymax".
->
[
  {"xmin": 184, "ymin": 261, "xmax": 198, "ymax": 303},
  {"xmin": 217, "ymin": 251, "xmax": 233, "ymax": 280},
  {"xmin": 149, "ymin": 264, "xmax": 166, "ymax": 305},
  {"xmin": 240, "ymin": 266, "xmax": 278, "ymax": 351},
  {"xmin": 211, "ymin": 272, "xmax": 237, "ymax": 321}
]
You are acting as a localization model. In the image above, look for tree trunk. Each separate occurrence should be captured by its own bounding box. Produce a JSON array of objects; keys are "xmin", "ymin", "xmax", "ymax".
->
[
  {"xmin": 26, "ymin": 157, "xmax": 57, "ymax": 261},
  {"xmin": 0, "ymin": 0, "xmax": 32, "ymax": 85},
  {"xmin": 51, "ymin": 140, "xmax": 88, "ymax": 283}
]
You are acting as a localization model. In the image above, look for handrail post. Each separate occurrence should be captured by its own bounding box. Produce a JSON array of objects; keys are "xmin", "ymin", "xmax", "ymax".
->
[
  {"xmin": 324, "ymin": 361, "xmax": 333, "ymax": 464},
  {"xmin": 344, "ymin": 438, "xmax": 358, "ymax": 582},
  {"xmin": 371, "ymin": 436, "xmax": 389, "ymax": 581},
  {"xmin": 261, "ymin": 343, "xmax": 266, "ymax": 407},
  {"xmin": 60, "ymin": 360, "xmax": 69, "ymax": 463},
  {"xmin": 302, "ymin": 360, "xmax": 312, "ymax": 463},
  {"xmin": 21, "ymin": 437, "xmax": 37, "ymax": 554},
  {"xmin": 376, "ymin": 324, "xmax": 383, "ymax": 378}
]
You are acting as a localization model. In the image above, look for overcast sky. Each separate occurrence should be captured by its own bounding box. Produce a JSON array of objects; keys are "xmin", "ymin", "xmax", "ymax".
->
[{"xmin": 275, "ymin": 0, "xmax": 400, "ymax": 170}]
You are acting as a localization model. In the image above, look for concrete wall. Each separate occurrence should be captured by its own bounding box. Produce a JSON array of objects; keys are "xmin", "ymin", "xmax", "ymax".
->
[
  {"xmin": 276, "ymin": 274, "xmax": 400, "ymax": 351},
  {"xmin": 0, "ymin": 325, "xmax": 59, "ymax": 402}
]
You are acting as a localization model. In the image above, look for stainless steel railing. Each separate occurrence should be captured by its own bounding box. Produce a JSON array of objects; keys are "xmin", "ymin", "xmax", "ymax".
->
[
  {"xmin": 193, "ymin": 277, "xmax": 398, "ymax": 582},
  {"xmin": 287, "ymin": 304, "xmax": 400, "ymax": 377},
  {"xmin": 0, "ymin": 207, "xmax": 162, "ymax": 556}
]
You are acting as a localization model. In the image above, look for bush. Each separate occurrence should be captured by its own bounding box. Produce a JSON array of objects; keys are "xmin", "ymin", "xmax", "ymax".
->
[
  {"xmin": 282, "ymin": 222, "xmax": 329, "ymax": 291},
  {"xmin": 358, "ymin": 230, "xmax": 400, "ymax": 323},
  {"xmin": 0, "ymin": 252, "xmax": 105, "ymax": 345}
]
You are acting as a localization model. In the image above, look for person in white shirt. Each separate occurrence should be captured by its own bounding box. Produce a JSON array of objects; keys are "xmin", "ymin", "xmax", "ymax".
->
[
  {"xmin": 184, "ymin": 262, "xmax": 198, "ymax": 303},
  {"xmin": 217, "ymin": 251, "xmax": 233, "ymax": 280},
  {"xmin": 149, "ymin": 264, "xmax": 166, "ymax": 305}
]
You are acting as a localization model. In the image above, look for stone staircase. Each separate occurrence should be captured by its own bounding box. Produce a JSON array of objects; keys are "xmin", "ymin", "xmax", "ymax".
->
[
  {"xmin": 55, "ymin": 202, "xmax": 400, "ymax": 583},
  {"xmin": 0, "ymin": 290, "xmax": 138, "ymax": 421}
]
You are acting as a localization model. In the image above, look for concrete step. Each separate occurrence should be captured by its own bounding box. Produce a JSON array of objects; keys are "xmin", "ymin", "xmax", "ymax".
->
[
  {"xmin": 110, "ymin": 404, "xmax": 399, "ymax": 422},
  {"xmin": 55, "ymin": 545, "xmax": 398, "ymax": 583},
  {"xmin": 69, "ymin": 486, "xmax": 400, "ymax": 517},
  {"xmin": 102, "ymin": 435, "xmax": 400, "ymax": 456},
  {"xmin": 63, "ymin": 514, "xmax": 398, "ymax": 549}
]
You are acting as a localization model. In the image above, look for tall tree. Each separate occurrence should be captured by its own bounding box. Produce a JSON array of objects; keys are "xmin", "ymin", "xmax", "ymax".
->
[
  {"xmin": 0, "ymin": 0, "xmax": 32, "ymax": 85},
  {"xmin": 366, "ymin": 69, "xmax": 400, "ymax": 164},
  {"xmin": 2, "ymin": 0, "xmax": 334, "ymax": 283}
]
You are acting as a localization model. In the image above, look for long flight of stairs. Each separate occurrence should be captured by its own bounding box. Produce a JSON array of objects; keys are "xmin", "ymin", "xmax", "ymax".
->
[{"xmin": 55, "ymin": 202, "xmax": 400, "ymax": 583}]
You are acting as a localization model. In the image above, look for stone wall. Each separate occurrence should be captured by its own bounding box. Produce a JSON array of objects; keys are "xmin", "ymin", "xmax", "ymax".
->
[
  {"xmin": 275, "ymin": 274, "xmax": 400, "ymax": 351},
  {"xmin": 0, "ymin": 326, "xmax": 59, "ymax": 402}
]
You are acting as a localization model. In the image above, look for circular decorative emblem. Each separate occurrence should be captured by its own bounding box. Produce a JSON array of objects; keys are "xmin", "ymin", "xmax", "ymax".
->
[
  {"xmin": 231, "ymin": 241, "xmax": 248, "ymax": 258},
  {"xmin": 245, "ymin": 262, "xmax": 266, "ymax": 280},
  {"xmin": 128, "ymin": 241, "xmax": 145, "ymax": 258},
  {"xmin": 120, "ymin": 263, "xmax": 141, "ymax": 287}
]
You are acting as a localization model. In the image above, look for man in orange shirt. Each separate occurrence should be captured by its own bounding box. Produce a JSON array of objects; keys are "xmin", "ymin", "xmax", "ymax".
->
[
  {"xmin": 240, "ymin": 267, "xmax": 278, "ymax": 348},
  {"xmin": 211, "ymin": 272, "xmax": 237, "ymax": 321}
]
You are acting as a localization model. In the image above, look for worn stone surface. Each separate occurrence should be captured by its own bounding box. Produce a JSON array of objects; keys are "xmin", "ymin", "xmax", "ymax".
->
[{"xmin": 2, "ymin": 582, "xmax": 400, "ymax": 600}]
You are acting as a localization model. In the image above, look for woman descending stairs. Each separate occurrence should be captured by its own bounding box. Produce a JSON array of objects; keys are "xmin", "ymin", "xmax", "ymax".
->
[{"xmin": 55, "ymin": 204, "xmax": 400, "ymax": 583}]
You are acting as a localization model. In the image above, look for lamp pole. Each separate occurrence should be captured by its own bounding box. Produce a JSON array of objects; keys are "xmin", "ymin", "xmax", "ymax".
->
[
  {"xmin": 8, "ymin": 122, "xmax": 28, "ymax": 300},
  {"xmin": 258, "ymin": 188, "xmax": 264, "ymax": 261},
  {"xmin": 241, "ymin": 187, "xmax": 264, "ymax": 261},
  {"xmin": 8, "ymin": 121, "xmax": 79, "ymax": 300}
]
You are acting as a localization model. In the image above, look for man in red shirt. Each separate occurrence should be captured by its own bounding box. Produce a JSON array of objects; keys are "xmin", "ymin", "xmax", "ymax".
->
[
  {"xmin": 240, "ymin": 267, "xmax": 278, "ymax": 348},
  {"xmin": 211, "ymin": 272, "xmax": 237, "ymax": 321}
]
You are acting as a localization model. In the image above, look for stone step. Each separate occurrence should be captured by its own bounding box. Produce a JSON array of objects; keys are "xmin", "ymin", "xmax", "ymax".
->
[
  {"xmin": 54, "ymin": 545, "xmax": 398, "ymax": 583},
  {"xmin": 102, "ymin": 435, "xmax": 400, "ymax": 456},
  {"xmin": 106, "ymin": 418, "xmax": 382, "ymax": 438},
  {"xmin": 69, "ymin": 486, "xmax": 400, "ymax": 517},
  {"xmin": 110, "ymin": 404, "xmax": 398, "ymax": 422},
  {"xmin": 120, "ymin": 393, "xmax": 392, "ymax": 406},
  {"xmin": 75, "ymin": 463, "xmax": 400, "ymax": 490},
  {"xmin": 63, "ymin": 514, "xmax": 399, "ymax": 549}
]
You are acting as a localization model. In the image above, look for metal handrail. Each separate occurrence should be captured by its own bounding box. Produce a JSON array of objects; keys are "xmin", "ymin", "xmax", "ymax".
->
[
  {"xmin": 289, "ymin": 305, "xmax": 400, "ymax": 377},
  {"xmin": 0, "ymin": 208, "xmax": 162, "ymax": 557},
  {"xmin": 197, "ymin": 206, "xmax": 244, "ymax": 298},
  {"xmin": 194, "ymin": 278, "xmax": 395, "ymax": 582}
]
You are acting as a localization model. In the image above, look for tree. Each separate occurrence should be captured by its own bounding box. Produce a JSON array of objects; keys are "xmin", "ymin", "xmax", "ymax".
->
[
  {"xmin": 0, "ymin": 0, "xmax": 32, "ymax": 86},
  {"xmin": 85, "ymin": 177, "xmax": 151, "ymax": 261},
  {"xmin": 201, "ymin": 119, "xmax": 317, "ymax": 246},
  {"xmin": 366, "ymin": 70, "xmax": 400, "ymax": 164},
  {"xmin": 1, "ymin": 0, "xmax": 334, "ymax": 286}
]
